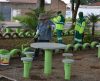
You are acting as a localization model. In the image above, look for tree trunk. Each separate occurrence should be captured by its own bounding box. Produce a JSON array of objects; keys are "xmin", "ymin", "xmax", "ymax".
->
[
  {"xmin": 71, "ymin": 0, "xmax": 80, "ymax": 29},
  {"xmin": 92, "ymin": 23, "xmax": 95, "ymax": 39},
  {"xmin": 39, "ymin": 0, "xmax": 45, "ymax": 13}
]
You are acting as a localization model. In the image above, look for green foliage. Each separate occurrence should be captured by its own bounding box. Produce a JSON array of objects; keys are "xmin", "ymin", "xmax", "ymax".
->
[
  {"xmin": 87, "ymin": 13, "xmax": 100, "ymax": 37},
  {"xmin": 84, "ymin": 34, "xmax": 92, "ymax": 43},
  {"xmin": 13, "ymin": 9, "xmax": 40, "ymax": 30},
  {"xmin": 88, "ymin": 13, "xmax": 100, "ymax": 23},
  {"xmin": 39, "ymin": 0, "xmax": 45, "ymax": 13},
  {"xmin": 13, "ymin": 8, "xmax": 56, "ymax": 31}
]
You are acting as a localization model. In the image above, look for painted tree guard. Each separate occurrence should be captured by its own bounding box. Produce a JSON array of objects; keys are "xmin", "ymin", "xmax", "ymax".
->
[
  {"xmin": 19, "ymin": 32, "xmax": 25, "ymax": 37},
  {"xmin": 25, "ymin": 31, "xmax": 32, "ymax": 37},
  {"xmin": 65, "ymin": 44, "xmax": 73, "ymax": 52},
  {"xmin": 74, "ymin": 44, "xmax": 82, "ymax": 51},
  {"xmin": 82, "ymin": 43, "xmax": 90, "ymax": 49},
  {"xmin": 91, "ymin": 41, "xmax": 98, "ymax": 48},
  {"xmin": 10, "ymin": 49, "xmax": 21, "ymax": 56},
  {"xmin": 3, "ymin": 33, "xmax": 11, "ymax": 38}
]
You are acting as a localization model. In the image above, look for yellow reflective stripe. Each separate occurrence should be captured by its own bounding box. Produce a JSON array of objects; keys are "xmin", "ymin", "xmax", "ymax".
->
[{"xmin": 58, "ymin": 37, "xmax": 62, "ymax": 40}]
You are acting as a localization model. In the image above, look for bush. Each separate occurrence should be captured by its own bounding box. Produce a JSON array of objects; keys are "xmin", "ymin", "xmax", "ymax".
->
[
  {"xmin": 13, "ymin": 9, "xmax": 40, "ymax": 31},
  {"xmin": 84, "ymin": 34, "xmax": 92, "ymax": 43}
]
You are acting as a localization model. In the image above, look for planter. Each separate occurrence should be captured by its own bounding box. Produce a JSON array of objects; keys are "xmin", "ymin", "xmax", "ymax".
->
[
  {"xmin": 3, "ymin": 33, "xmax": 12, "ymax": 39},
  {"xmin": 65, "ymin": 44, "xmax": 73, "ymax": 52},
  {"xmin": 82, "ymin": 43, "xmax": 91, "ymax": 49},
  {"xmin": 74, "ymin": 44, "xmax": 82, "ymax": 51},
  {"xmin": 11, "ymin": 32, "xmax": 19, "ymax": 38},
  {"xmin": 91, "ymin": 41, "xmax": 98, "ymax": 48}
]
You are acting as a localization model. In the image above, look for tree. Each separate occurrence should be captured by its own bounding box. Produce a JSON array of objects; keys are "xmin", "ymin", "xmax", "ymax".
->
[
  {"xmin": 71, "ymin": 0, "xmax": 80, "ymax": 28},
  {"xmin": 13, "ymin": 9, "xmax": 40, "ymax": 30},
  {"xmin": 70, "ymin": 0, "xmax": 100, "ymax": 28},
  {"xmin": 87, "ymin": 13, "xmax": 100, "ymax": 38},
  {"xmin": 39, "ymin": 0, "xmax": 45, "ymax": 13}
]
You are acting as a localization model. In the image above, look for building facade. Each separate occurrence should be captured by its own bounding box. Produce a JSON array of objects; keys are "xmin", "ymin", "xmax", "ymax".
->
[{"xmin": 0, "ymin": 0, "xmax": 67, "ymax": 21}]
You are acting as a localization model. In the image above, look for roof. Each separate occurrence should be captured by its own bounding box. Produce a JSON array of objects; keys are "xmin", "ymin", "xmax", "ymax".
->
[
  {"xmin": 60, "ymin": 0, "xmax": 67, "ymax": 5},
  {"xmin": 0, "ymin": 0, "xmax": 67, "ymax": 5},
  {"xmin": 8, "ymin": 0, "xmax": 37, "ymax": 3},
  {"xmin": 90, "ymin": 2, "xmax": 100, "ymax": 6}
]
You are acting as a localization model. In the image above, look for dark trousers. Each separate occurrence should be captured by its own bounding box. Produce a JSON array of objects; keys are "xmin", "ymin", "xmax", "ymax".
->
[
  {"xmin": 74, "ymin": 31, "xmax": 84, "ymax": 44},
  {"xmin": 34, "ymin": 40, "xmax": 49, "ymax": 58}
]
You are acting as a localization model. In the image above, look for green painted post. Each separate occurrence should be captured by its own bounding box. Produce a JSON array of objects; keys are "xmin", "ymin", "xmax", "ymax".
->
[
  {"xmin": 64, "ymin": 63, "xmax": 71, "ymax": 80},
  {"xmin": 62, "ymin": 59, "xmax": 74, "ymax": 80},
  {"xmin": 23, "ymin": 61, "xmax": 30, "ymax": 78},
  {"xmin": 97, "ymin": 46, "xmax": 100, "ymax": 58},
  {"xmin": 21, "ymin": 57, "xmax": 33, "ymax": 78},
  {"xmin": 44, "ymin": 49, "xmax": 52, "ymax": 76},
  {"xmin": 29, "ymin": 62, "xmax": 33, "ymax": 71},
  {"xmin": 21, "ymin": 45, "xmax": 24, "ymax": 51}
]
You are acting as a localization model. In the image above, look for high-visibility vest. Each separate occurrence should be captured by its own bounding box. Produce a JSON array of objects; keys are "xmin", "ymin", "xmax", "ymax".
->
[
  {"xmin": 52, "ymin": 15, "xmax": 64, "ymax": 30},
  {"xmin": 75, "ymin": 20, "xmax": 86, "ymax": 34}
]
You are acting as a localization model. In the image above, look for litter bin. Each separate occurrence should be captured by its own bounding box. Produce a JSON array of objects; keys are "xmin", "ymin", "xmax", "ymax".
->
[{"xmin": 0, "ymin": 54, "xmax": 10, "ymax": 65}]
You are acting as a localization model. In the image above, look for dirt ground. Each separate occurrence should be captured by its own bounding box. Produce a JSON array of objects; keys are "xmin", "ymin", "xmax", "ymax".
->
[{"xmin": 0, "ymin": 48, "xmax": 100, "ymax": 81}]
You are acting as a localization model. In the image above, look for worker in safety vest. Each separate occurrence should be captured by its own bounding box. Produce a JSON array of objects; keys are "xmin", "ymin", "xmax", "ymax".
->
[
  {"xmin": 51, "ymin": 11, "xmax": 65, "ymax": 43},
  {"xmin": 74, "ymin": 12, "xmax": 86, "ymax": 44}
]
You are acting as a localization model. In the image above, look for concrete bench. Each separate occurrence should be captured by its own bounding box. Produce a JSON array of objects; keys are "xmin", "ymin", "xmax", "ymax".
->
[
  {"xmin": 23, "ymin": 51, "xmax": 34, "ymax": 58},
  {"xmin": 62, "ymin": 53, "xmax": 73, "ymax": 59}
]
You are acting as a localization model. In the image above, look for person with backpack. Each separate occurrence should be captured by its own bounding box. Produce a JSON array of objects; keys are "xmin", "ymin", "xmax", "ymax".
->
[{"xmin": 52, "ymin": 11, "xmax": 65, "ymax": 43}]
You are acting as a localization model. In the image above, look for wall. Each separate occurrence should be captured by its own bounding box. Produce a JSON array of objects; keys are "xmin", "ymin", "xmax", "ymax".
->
[
  {"xmin": 51, "ymin": 0, "xmax": 66, "ymax": 16},
  {"xmin": 66, "ymin": 6, "xmax": 100, "ymax": 18}
]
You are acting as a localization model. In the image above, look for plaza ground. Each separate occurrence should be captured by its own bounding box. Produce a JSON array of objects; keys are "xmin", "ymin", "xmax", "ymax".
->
[{"xmin": 0, "ymin": 48, "xmax": 100, "ymax": 81}]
